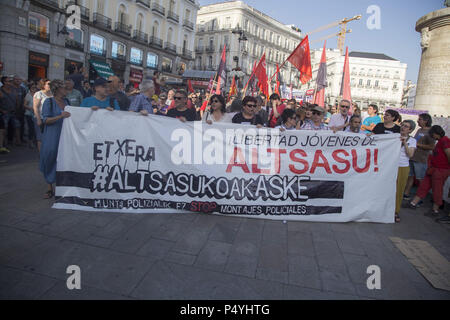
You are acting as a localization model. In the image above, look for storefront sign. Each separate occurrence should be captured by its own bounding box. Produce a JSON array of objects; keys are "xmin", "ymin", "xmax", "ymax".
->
[
  {"xmin": 29, "ymin": 51, "xmax": 49, "ymax": 66},
  {"xmin": 129, "ymin": 68, "xmax": 143, "ymax": 83},
  {"xmin": 90, "ymin": 34, "xmax": 105, "ymax": 55},
  {"xmin": 130, "ymin": 48, "xmax": 143, "ymax": 65}
]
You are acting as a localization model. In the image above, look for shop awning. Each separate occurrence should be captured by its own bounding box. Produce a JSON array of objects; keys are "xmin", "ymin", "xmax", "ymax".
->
[{"xmin": 89, "ymin": 59, "xmax": 114, "ymax": 79}]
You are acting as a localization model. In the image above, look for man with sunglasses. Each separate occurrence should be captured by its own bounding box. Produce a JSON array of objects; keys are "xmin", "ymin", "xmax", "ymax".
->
[
  {"xmin": 166, "ymin": 90, "xmax": 197, "ymax": 122},
  {"xmin": 232, "ymin": 96, "xmax": 264, "ymax": 127},
  {"xmin": 328, "ymin": 99, "xmax": 351, "ymax": 131},
  {"xmin": 301, "ymin": 105, "xmax": 329, "ymax": 130}
]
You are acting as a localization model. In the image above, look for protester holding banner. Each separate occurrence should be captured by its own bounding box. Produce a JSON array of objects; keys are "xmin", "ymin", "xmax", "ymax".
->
[
  {"xmin": 301, "ymin": 105, "xmax": 329, "ymax": 130},
  {"xmin": 345, "ymin": 115, "xmax": 362, "ymax": 133},
  {"xmin": 267, "ymin": 93, "xmax": 286, "ymax": 128},
  {"xmin": 129, "ymin": 80, "xmax": 156, "ymax": 116},
  {"xmin": 404, "ymin": 113, "xmax": 435, "ymax": 200},
  {"xmin": 80, "ymin": 78, "xmax": 119, "ymax": 111},
  {"xmin": 329, "ymin": 99, "xmax": 351, "ymax": 131},
  {"xmin": 394, "ymin": 120, "xmax": 417, "ymax": 222},
  {"xmin": 203, "ymin": 94, "xmax": 231, "ymax": 124},
  {"xmin": 360, "ymin": 104, "xmax": 381, "ymax": 134},
  {"xmin": 108, "ymin": 76, "xmax": 130, "ymax": 111},
  {"xmin": 232, "ymin": 96, "xmax": 264, "ymax": 127},
  {"xmin": 409, "ymin": 125, "xmax": 450, "ymax": 216},
  {"xmin": 39, "ymin": 80, "xmax": 71, "ymax": 199},
  {"xmin": 276, "ymin": 108, "xmax": 297, "ymax": 131},
  {"xmin": 372, "ymin": 109, "xmax": 400, "ymax": 134},
  {"xmin": 166, "ymin": 90, "xmax": 197, "ymax": 122}
]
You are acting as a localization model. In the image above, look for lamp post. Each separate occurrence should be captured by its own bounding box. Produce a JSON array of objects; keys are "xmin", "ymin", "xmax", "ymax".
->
[{"xmin": 231, "ymin": 27, "xmax": 247, "ymax": 89}]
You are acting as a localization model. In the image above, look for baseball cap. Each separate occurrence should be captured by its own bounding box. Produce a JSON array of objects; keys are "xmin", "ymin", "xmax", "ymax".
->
[
  {"xmin": 312, "ymin": 106, "xmax": 325, "ymax": 114},
  {"xmin": 93, "ymin": 78, "xmax": 111, "ymax": 87}
]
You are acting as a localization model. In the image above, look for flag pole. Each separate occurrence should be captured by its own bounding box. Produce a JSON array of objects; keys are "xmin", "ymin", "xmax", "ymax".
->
[{"xmin": 242, "ymin": 59, "xmax": 259, "ymax": 96}]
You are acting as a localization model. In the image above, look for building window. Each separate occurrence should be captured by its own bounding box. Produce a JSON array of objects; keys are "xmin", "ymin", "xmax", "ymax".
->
[
  {"xmin": 90, "ymin": 34, "xmax": 106, "ymax": 56},
  {"xmin": 67, "ymin": 27, "xmax": 83, "ymax": 44},
  {"xmin": 375, "ymin": 80, "xmax": 379, "ymax": 87},
  {"xmin": 393, "ymin": 82, "xmax": 398, "ymax": 89},
  {"xmin": 367, "ymin": 80, "xmax": 371, "ymax": 86},
  {"xmin": 162, "ymin": 57, "xmax": 172, "ymax": 73},
  {"xmin": 358, "ymin": 79, "xmax": 363, "ymax": 86},
  {"xmin": 152, "ymin": 21, "xmax": 159, "ymax": 37},
  {"xmin": 29, "ymin": 12, "xmax": 49, "ymax": 37},
  {"xmin": 112, "ymin": 41, "xmax": 126, "ymax": 59},
  {"xmin": 147, "ymin": 53, "xmax": 158, "ymax": 69},
  {"xmin": 130, "ymin": 47, "xmax": 143, "ymax": 65},
  {"xmin": 208, "ymin": 56, "xmax": 213, "ymax": 67}
]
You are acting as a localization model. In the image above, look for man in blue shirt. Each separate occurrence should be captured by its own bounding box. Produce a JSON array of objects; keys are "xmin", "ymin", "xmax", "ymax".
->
[
  {"xmin": 360, "ymin": 104, "xmax": 381, "ymax": 134},
  {"xmin": 81, "ymin": 78, "xmax": 119, "ymax": 111}
]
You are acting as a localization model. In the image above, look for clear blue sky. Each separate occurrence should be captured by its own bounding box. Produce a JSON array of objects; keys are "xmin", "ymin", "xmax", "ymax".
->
[{"xmin": 198, "ymin": 0, "xmax": 444, "ymax": 83}]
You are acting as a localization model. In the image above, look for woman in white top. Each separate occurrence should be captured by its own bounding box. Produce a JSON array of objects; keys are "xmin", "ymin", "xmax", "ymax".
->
[
  {"xmin": 395, "ymin": 120, "xmax": 416, "ymax": 222},
  {"xmin": 33, "ymin": 78, "xmax": 52, "ymax": 152},
  {"xmin": 203, "ymin": 94, "xmax": 232, "ymax": 124}
]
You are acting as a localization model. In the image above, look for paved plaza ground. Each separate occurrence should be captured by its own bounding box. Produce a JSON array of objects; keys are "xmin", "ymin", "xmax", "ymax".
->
[{"xmin": 1, "ymin": 146, "xmax": 449, "ymax": 300}]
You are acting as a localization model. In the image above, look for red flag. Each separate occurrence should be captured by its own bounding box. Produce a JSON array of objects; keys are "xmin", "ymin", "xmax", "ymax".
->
[
  {"xmin": 254, "ymin": 53, "xmax": 268, "ymax": 96},
  {"xmin": 340, "ymin": 46, "xmax": 352, "ymax": 104},
  {"xmin": 228, "ymin": 76, "xmax": 237, "ymax": 101},
  {"xmin": 215, "ymin": 76, "xmax": 222, "ymax": 95},
  {"xmin": 187, "ymin": 79, "xmax": 194, "ymax": 93},
  {"xmin": 216, "ymin": 44, "xmax": 227, "ymax": 92},
  {"xmin": 274, "ymin": 64, "xmax": 280, "ymax": 95},
  {"xmin": 207, "ymin": 75, "xmax": 214, "ymax": 92},
  {"xmin": 287, "ymin": 35, "xmax": 312, "ymax": 84},
  {"xmin": 313, "ymin": 41, "xmax": 327, "ymax": 107}
]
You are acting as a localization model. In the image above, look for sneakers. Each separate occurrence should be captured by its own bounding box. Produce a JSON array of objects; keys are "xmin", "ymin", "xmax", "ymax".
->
[
  {"xmin": 403, "ymin": 194, "xmax": 410, "ymax": 200},
  {"xmin": 436, "ymin": 215, "xmax": 450, "ymax": 224},
  {"xmin": 0, "ymin": 147, "xmax": 10, "ymax": 154}
]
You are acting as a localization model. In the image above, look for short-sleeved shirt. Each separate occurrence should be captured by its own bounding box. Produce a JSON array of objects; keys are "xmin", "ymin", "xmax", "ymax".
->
[
  {"xmin": 0, "ymin": 88, "xmax": 17, "ymax": 113},
  {"xmin": 372, "ymin": 123, "xmax": 400, "ymax": 134},
  {"xmin": 399, "ymin": 137, "xmax": 417, "ymax": 167},
  {"xmin": 411, "ymin": 128, "xmax": 435, "ymax": 163},
  {"xmin": 328, "ymin": 113, "xmax": 351, "ymax": 131},
  {"xmin": 33, "ymin": 90, "xmax": 52, "ymax": 118},
  {"xmin": 80, "ymin": 96, "xmax": 120, "ymax": 110},
  {"xmin": 431, "ymin": 136, "xmax": 450, "ymax": 169},
  {"xmin": 362, "ymin": 115, "xmax": 382, "ymax": 134},
  {"xmin": 166, "ymin": 107, "xmax": 197, "ymax": 121},
  {"xmin": 232, "ymin": 112, "xmax": 264, "ymax": 126},
  {"xmin": 65, "ymin": 89, "xmax": 83, "ymax": 107},
  {"xmin": 24, "ymin": 93, "xmax": 34, "ymax": 117},
  {"xmin": 202, "ymin": 111, "xmax": 234, "ymax": 123}
]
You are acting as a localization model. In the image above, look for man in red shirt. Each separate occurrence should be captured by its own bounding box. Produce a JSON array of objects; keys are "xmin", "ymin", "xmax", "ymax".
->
[
  {"xmin": 409, "ymin": 125, "xmax": 450, "ymax": 216},
  {"xmin": 267, "ymin": 93, "xmax": 286, "ymax": 128}
]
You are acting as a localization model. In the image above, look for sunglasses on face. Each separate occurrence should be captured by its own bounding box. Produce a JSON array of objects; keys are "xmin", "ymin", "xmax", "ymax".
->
[
  {"xmin": 340, "ymin": 105, "xmax": 350, "ymax": 109},
  {"xmin": 246, "ymin": 104, "xmax": 257, "ymax": 108}
]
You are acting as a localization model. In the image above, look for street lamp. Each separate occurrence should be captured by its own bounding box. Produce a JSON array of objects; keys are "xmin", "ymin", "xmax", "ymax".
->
[{"xmin": 231, "ymin": 27, "xmax": 248, "ymax": 88}]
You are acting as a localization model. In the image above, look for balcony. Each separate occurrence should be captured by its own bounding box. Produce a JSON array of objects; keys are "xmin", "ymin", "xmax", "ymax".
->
[
  {"xmin": 67, "ymin": 1, "xmax": 90, "ymax": 20},
  {"xmin": 195, "ymin": 46, "xmax": 204, "ymax": 53},
  {"xmin": 182, "ymin": 48, "xmax": 193, "ymax": 59},
  {"xmin": 183, "ymin": 19, "xmax": 194, "ymax": 31},
  {"xmin": 115, "ymin": 22, "xmax": 131, "ymax": 36},
  {"xmin": 152, "ymin": 3, "xmax": 166, "ymax": 16},
  {"xmin": 65, "ymin": 38, "xmax": 84, "ymax": 51},
  {"xmin": 93, "ymin": 13, "xmax": 112, "ymax": 30},
  {"xmin": 206, "ymin": 64, "xmax": 217, "ymax": 71},
  {"xmin": 34, "ymin": 0, "xmax": 60, "ymax": 9},
  {"xmin": 205, "ymin": 45, "xmax": 215, "ymax": 53},
  {"xmin": 136, "ymin": 0, "xmax": 151, "ymax": 8},
  {"xmin": 149, "ymin": 36, "xmax": 163, "ymax": 48},
  {"xmin": 133, "ymin": 30, "xmax": 148, "ymax": 44},
  {"xmin": 112, "ymin": 53, "xmax": 126, "ymax": 62},
  {"xmin": 165, "ymin": 42, "xmax": 177, "ymax": 53},
  {"xmin": 167, "ymin": 11, "xmax": 179, "ymax": 23},
  {"xmin": 29, "ymin": 30, "xmax": 50, "ymax": 43}
]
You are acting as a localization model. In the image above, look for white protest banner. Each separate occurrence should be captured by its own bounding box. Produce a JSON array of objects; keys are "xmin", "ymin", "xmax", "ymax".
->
[{"xmin": 54, "ymin": 107, "xmax": 401, "ymax": 223}]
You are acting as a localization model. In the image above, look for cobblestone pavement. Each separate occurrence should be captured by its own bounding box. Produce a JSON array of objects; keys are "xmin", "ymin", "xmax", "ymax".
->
[{"xmin": 1, "ymin": 146, "xmax": 449, "ymax": 300}]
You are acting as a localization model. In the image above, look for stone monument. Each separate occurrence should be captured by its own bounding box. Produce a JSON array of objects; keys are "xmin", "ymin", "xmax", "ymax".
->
[{"xmin": 414, "ymin": 4, "xmax": 450, "ymax": 116}]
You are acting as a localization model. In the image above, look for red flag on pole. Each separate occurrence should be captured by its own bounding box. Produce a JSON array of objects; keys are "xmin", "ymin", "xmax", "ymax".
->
[
  {"xmin": 216, "ymin": 44, "xmax": 227, "ymax": 93},
  {"xmin": 187, "ymin": 79, "xmax": 194, "ymax": 93},
  {"xmin": 215, "ymin": 76, "xmax": 222, "ymax": 95},
  {"xmin": 254, "ymin": 53, "xmax": 268, "ymax": 96},
  {"xmin": 228, "ymin": 76, "xmax": 237, "ymax": 101},
  {"xmin": 313, "ymin": 41, "xmax": 327, "ymax": 107},
  {"xmin": 287, "ymin": 35, "xmax": 312, "ymax": 84},
  {"xmin": 207, "ymin": 75, "xmax": 214, "ymax": 92},
  {"xmin": 274, "ymin": 64, "xmax": 280, "ymax": 95},
  {"xmin": 339, "ymin": 46, "xmax": 352, "ymax": 104}
]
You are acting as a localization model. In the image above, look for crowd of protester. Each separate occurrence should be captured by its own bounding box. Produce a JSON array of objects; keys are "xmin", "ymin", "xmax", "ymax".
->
[{"xmin": 0, "ymin": 74, "xmax": 448, "ymax": 223}]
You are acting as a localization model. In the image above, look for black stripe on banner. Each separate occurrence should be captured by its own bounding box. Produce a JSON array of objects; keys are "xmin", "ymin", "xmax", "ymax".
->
[
  {"xmin": 55, "ymin": 196, "xmax": 342, "ymax": 216},
  {"xmin": 56, "ymin": 171, "xmax": 344, "ymax": 200}
]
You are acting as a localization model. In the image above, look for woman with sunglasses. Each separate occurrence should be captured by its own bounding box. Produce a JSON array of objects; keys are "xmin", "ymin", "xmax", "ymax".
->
[
  {"xmin": 203, "ymin": 94, "xmax": 230, "ymax": 124},
  {"xmin": 232, "ymin": 96, "xmax": 264, "ymax": 127}
]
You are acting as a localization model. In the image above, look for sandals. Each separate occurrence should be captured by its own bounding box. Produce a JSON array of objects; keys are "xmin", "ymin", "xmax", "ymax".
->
[
  {"xmin": 43, "ymin": 190, "xmax": 54, "ymax": 199},
  {"xmin": 395, "ymin": 214, "xmax": 401, "ymax": 223}
]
